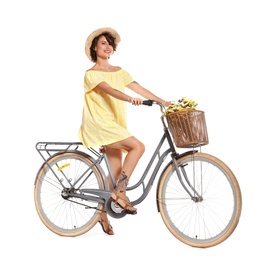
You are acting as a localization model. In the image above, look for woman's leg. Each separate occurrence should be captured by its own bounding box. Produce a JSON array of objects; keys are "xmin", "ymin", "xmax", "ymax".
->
[
  {"xmin": 98, "ymin": 146, "xmax": 122, "ymax": 235},
  {"xmin": 105, "ymin": 136, "xmax": 145, "ymax": 179},
  {"xmin": 105, "ymin": 136, "xmax": 145, "ymax": 213},
  {"xmin": 103, "ymin": 147, "xmax": 123, "ymax": 190}
]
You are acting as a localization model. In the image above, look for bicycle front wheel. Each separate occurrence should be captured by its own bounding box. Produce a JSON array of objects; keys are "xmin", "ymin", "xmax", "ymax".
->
[
  {"xmin": 158, "ymin": 152, "xmax": 242, "ymax": 248},
  {"xmin": 34, "ymin": 152, "xmax": 105, "ymax": 237}
]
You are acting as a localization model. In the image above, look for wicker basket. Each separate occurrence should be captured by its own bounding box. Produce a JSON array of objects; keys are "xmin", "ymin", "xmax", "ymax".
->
[{"xmin": 166, "ymin": 109, "xmax": 209, "ymax": 148}]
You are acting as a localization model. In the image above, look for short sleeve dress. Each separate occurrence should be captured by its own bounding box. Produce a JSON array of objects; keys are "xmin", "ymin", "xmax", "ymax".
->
[{"xmin": 78, "ymin": 69, "xmax": 134, "ymax": 148}]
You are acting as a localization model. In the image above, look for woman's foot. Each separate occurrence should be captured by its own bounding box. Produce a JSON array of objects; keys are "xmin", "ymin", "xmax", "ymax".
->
[
  {"xmin": 111, "ymin": 190, "xmax": 137, "ymax": 215},
  {"xmin": 98, "ymin": 212, "xmax": 114, "ymax": 235}
]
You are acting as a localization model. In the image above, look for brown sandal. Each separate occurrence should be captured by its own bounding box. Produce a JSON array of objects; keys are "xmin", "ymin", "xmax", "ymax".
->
[
  {"xmin": 111, "ymin": 191, "xmax": 137, "ymax": 215},
  {"xmin": 98, "ymin": 216, "xmax": 114, "ymax": 235}
]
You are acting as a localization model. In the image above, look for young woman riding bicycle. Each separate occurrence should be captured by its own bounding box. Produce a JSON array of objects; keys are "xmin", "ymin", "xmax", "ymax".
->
[{"xmin": 78, "ymin": 27, "xmax": 172, "ymax": 235}]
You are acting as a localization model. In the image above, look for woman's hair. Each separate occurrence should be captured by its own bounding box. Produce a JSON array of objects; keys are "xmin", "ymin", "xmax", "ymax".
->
[{"xmin": 90, "ymin": 32, "xmax": 117, "ymax": 62}]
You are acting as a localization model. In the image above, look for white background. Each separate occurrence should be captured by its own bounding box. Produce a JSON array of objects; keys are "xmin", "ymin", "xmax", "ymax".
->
[{"xmin": 1, "ymin": 0, "xmax": 262, "ymax": 259}]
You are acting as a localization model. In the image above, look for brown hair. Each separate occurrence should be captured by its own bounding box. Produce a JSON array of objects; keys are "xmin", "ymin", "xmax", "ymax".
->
[{"xmin": 90, "ymin": 32, "xmax": 118, "ymax": 62}]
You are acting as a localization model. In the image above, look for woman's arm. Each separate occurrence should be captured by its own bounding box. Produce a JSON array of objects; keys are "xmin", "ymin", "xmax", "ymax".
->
[
  {"xmin": 95, "ymin": 81, "xmax": 142, "ymax": 105},
  {"xmin": 127, "ymin": 81, "xmax": 171, "ymax": 106}
]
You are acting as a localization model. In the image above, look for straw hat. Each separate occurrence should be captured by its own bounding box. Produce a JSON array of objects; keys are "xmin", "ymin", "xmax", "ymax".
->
[{"xmin": 85, "ymin": 27, "xmax": 121, "ymax": 61}]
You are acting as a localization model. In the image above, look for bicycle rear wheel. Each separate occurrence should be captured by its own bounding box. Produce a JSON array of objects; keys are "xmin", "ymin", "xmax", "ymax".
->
[
  {"xmin": 34, "ymin": 152, "xmax": 105, "ymax": 237},
  {"xmin": 158, "ymin": 152, "xmax": 242, "ymax": 248}
]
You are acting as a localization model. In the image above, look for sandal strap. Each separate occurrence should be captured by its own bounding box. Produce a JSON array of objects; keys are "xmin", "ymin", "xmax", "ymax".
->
[
  {"xmin": 115, "ymin": 171, "xmax": 129, "ymax": 192},
  {"xmin": 112, "ymin": 192, "xmax": 136, "ymax": 211},
  {"xmin": 99, "ymin": 218, "xmax": 114, "ymax": 235}
]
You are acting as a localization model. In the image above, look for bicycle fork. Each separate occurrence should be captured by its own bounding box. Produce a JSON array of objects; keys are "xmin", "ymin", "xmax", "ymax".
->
[{"xmin": 172, "ymin": 156, "xmax": 203, "ymax": 203}]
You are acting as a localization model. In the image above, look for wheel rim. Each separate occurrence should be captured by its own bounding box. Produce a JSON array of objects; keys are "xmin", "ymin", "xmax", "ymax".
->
[
  {"xmin": 34, "ymin": 153, "xmax": 104, "ymax": 236},
  {"xmin": 159, "ymin": 153, "xmax": 241, "ymax": 247}
]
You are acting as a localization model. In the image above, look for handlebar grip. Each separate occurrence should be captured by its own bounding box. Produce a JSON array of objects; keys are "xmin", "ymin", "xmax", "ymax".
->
[{"xmin": 142, "ymin": 100, "xmax": 154, "ymax": 106}]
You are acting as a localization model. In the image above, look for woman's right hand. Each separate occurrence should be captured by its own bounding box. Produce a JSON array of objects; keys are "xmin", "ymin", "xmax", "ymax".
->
[{"xmin": 129, "ymin": 98, "xmax": 143, "ymax": 106}]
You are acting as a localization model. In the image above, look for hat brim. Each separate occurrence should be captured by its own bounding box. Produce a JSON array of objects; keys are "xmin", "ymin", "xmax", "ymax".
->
[{"xmin": 85, "ymin": 27, "xmax": 121, "ymax": 61}]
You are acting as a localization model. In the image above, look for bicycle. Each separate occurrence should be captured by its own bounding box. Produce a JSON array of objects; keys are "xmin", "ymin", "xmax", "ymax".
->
[{"xmin": 34, "ymin": 100, "xmax": 242, "ymax": 248}]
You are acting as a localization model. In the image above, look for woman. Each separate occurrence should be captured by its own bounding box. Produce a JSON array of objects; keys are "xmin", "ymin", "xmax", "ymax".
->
[{"xmin": 79, "ymin": 27, "xmax": 171, "ymax": 235}]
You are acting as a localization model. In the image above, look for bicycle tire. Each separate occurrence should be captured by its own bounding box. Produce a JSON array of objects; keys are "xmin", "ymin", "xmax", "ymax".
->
[
  {"xmin": 157, "ymin": 152, "xmax": 242, "ymax": 248},
  {"xmin": 34, "ymin": 152, "xmax": 105, "ymax": 237}
]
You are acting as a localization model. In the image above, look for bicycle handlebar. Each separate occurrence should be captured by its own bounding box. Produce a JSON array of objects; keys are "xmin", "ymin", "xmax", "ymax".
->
[
  {"xmin": 142, "ymin": 100, "xmax": 154, "ymax": 106},
  {"xmin": 142, "ymin": 99, "xmax": 166, "ymax": 113}
]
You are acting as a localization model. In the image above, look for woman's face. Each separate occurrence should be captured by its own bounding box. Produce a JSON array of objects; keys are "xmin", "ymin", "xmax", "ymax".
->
[{"xmin": 94, "ymin": 35, "xmax": 114, "ymax": 60}]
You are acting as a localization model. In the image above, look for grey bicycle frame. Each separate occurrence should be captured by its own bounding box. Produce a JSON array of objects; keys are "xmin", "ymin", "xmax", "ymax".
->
[
  {"xmin": 98, "ymin": 128, "xmax": 175, "ymax": 206},
  {"xmin": 98, "ymin": 124, "xmax": 200, "ymax": 206},
  {"xmin": 35, "ymin": 102, "xmax": 199, "ymax": 208},
  {"xmin": 35, "ymin": 133, "xmax": 174, "ymax": 206}
]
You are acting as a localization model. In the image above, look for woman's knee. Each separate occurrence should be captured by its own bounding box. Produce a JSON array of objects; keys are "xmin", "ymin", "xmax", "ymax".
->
[{"xmin": 135, "ymin": 140, "xmax": 145, "ymax": 157}]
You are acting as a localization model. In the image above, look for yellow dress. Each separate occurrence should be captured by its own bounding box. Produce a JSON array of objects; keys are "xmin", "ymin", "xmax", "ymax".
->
[{"xmin": 78, "ymin": 69, "xmax": 134, "ymax": 148}]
